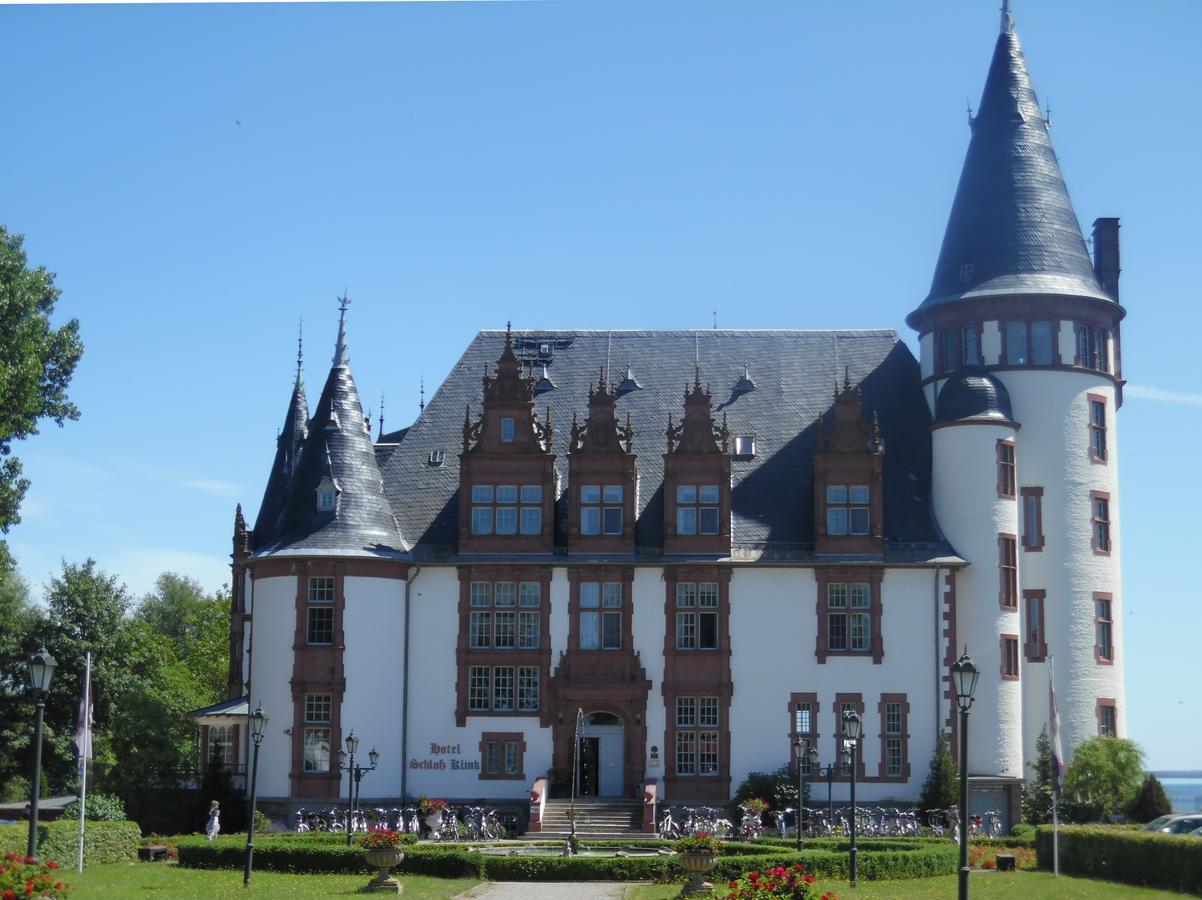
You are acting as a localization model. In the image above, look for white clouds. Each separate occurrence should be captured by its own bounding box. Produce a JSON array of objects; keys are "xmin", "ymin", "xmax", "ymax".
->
[{"xmin": 1125, "ymin": 384, "xmax": 1202, "ymax": 407}]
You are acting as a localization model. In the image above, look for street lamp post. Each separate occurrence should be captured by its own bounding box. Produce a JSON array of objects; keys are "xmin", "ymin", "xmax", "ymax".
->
[
  {"xmin": 339, "ymin": 731, "xmax": 378, "ymax": 848},
  {"xmin": 792, "ymin": 741, "xmax": 819, "ymax": 852},
  {"xmin": 242, "ymin": 705, "xmax": 268, "ymax": 887},
  {"xmin": 841, "ymin": 708, "xmax": 862, "ymax": 887},
  {"xmin": 25, "ymin": 647, "xmax": 57, "ymax": 861},
  {"xmin": 952, "ymin": 650, "xmax": 980, "ymax": 900}
]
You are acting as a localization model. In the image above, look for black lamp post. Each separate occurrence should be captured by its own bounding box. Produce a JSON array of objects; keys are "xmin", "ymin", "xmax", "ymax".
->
[
  {"xmin": 952, "ymin": 649, "xmax": 980, "ymax": 900},
  {"xmin": 792, "ymin": 740, "xmax": 819, "ymax": 852},
  {"xmin": 242, "ymin": 705, "xmax": 268, "ymax": 887},
  {"xmin": 841, "ymin": 708, "xmax": 862, "ymax": 887},
  {"xmin": 339, "ymin": 731, "xmax": 378, "ymax": 847},
  {"xmin": 25, "ymin": 646, "xmax": 57, "ymax": 861}
]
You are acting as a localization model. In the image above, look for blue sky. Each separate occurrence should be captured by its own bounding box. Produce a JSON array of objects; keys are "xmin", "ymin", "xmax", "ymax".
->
[{"xmin": 2, "ymin": 0, "xmax": 1199, "ymax": 769}]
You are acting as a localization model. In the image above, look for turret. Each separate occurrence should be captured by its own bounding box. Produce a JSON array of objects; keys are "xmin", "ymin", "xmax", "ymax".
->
[{"xmin": 252, "ymin": 327, "xmax": 309, "ymax": 547}]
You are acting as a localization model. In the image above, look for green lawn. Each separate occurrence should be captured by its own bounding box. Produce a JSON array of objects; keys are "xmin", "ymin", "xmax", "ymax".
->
[
  {"xmin": 64, "ymin": 862, "xmax": 479, "ymax": 898},
  {"xmin": 628, "ymin": 870, "xmax": 1195, "ymax": 899}
]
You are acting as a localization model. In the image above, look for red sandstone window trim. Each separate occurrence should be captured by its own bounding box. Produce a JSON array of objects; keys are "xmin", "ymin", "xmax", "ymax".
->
[
  {"xmin": 1087, "ymin": 394, "xmax": 1108, "ymax": 464},
  {"xmin": 998, "ymin": 535, "xmax": 1018, "ymax": 609},
  {"xmin": 877, "ymin": 693, "xmax": 910, "ymax": 781},
  {"xmin": 1020, "ymin": 487, "xmax": 1044, "ymax": 551},
  {"xmin": 1000, "ymin": 634, "xmax": 1020, "ymax": 681},
  {"xmin": 1094, "ymin": 592, "xmax": 1114, "ymax": 665},
  {"xmin": 1023, "ymin": 590, "xmax": 1048, "ymax": 662},
  {"xmin": 1090, "ymin": 491, "xmax": 1112, "ymax": 555},
  {"xmin": 788, "ymin": 693, "xmax": 820, "ymax": 777},
  {"xmin": 479, "ymin": 731, "xmax": 526, "ymax": 781},
  {"xmin": 996, "ymin": 440, "xmax": 1016, "ymax": 499},
  {"xmin": 1096, "ymin": 697, "xmax": 1117, "ymax": 737},
  {"xmin": 815, "ymin": 568, "xmax": 884, "ymax": 664}
]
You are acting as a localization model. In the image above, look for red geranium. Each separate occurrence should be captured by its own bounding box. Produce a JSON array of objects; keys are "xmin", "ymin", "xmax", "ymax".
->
[{"xmin": 725, "ymin": 862, "xmax": 834, "ymax": 899}]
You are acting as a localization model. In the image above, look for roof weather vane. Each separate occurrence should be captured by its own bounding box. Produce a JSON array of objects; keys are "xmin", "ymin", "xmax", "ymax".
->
[{"xmin": 1001, "ymin": 0, "xmax": 1013, "ymax": 34}]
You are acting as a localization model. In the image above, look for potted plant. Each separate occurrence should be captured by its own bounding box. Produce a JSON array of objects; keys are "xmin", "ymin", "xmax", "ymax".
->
[
  {"xmin": 418, "ymin": 797, "xmax": 449, "ymax": 838},
  {"xmin": 359, "ymin": 830, "xmax": 405, "ymax": 893},
  {"xmin": 673, "ymin": 832, "xmax": 723, "ymax": 895}
]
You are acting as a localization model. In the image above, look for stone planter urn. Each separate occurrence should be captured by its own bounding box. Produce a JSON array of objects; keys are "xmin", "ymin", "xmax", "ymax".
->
[
  {"xmin": 364, "ymin": 847, "xmax": 404, "ymax": 894},
  {"xmin": 424, "ymin": 810, "xmax": 444, "ymax": 840},
  {"xmin": 678, "ymin": 850, "xmax": 716, "ymax": 895}
]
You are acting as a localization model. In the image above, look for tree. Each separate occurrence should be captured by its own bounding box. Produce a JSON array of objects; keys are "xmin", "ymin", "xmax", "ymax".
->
[
  {"xmin": 0, "ymin": 545, "xmax": 45, "ymax": 800},
  {"xmin": 918, "ymin": 731, "xmax": 958, "ymax": 815},
  {"xmin": 1127, "ymin": 773, "xmax": 1172, "ymax": 823},
  {"xmin": 0, "ymin": 227, "xmax": 83, "ymax": 532},
  {"xmin": 138, "ymin": 574, "xmax": 231, "ymax": 699},
  {"xmin": 1022, "ymin": 727, "xmax": 1055, "ymax": 824},
  {"xmin": 1062, "ymin": 736, "xmax": 1144, "ymax": 822}
]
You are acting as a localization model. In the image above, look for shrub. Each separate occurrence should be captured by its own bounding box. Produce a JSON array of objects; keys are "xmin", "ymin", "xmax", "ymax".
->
[
  {"xmin": 1062, "ymin": 737, "xmax": 1143, "ymax": 822},
  {"xmin": 725, "ymin": 862, "xmax": 834, "ymax": 899},
  {"xmin": 0, "ymin": 852, "xmax": 71, "ymax": 898},
  {"xmin": 917, "ymin": 732, "xmax": 957, "ymax": 818},
  {"xmin": 1035, "ymin": 824, "xmax": 1202, "ymax": 894},
  {"xmin": 0, "ymin": 820, "xmax": 140, "ymax": 865},
  {"xmin": 1021, "ymin": 728, "xmax": 1054, "ymax": 825},
  {"xmin": 1127, "ymin": 773, "xmax": 1172, "ymax": 823},
  {"xmin": 733, "ymin": 766, "xmax": 805, "ymax": 811},
  {"xmin": 1009, "ymin": 823, "xmax": 1035, "ymax": 840},
  {"xmin": 62, "ymin": 793, "xmax": 127, "ymax": 822}
]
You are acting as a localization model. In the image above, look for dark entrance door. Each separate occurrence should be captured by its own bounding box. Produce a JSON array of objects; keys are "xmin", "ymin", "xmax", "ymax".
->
[{"xmin": 578, "ymin": 737, "xmax": 599, "ymax": 796}]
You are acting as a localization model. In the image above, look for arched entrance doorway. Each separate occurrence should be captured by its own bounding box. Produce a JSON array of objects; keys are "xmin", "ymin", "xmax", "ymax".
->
[{"xmin": 577, "ymin": 711, "xmax": 625, "ymax": 797}]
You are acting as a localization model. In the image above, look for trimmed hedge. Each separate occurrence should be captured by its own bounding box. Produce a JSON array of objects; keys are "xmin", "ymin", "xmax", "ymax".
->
[
  {"xmin": 0, "ymin": 820, "xmax": 141, "ymax": 864},
  {"xmin": 1035, "ymin": 824, "xmax": 1202, "ymax": 895},
  {"xmin": 177, "ymin": 835, "xmax": 957, "ymax": 881}
]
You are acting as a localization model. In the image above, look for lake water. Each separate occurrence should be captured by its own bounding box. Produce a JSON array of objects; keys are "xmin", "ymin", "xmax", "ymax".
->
[{"xmin": 1160, "ymin": 778, "xmax": 1202, "ymax": 813}]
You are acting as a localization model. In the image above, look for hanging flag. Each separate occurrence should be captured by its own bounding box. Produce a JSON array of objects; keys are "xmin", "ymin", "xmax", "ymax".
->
[
  {"xmin": 1049, "ymin": 661, "xmax": 1064, "ymax": 797},
  {"xmin": 74, "ymin": 661, "xmax": 93, "ymax": 761}
]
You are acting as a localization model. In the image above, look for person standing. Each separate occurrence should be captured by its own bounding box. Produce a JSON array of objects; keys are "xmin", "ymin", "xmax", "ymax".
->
[{"xmin": 205, "ymin": 800, "xmax": 221, "ymax": 841}]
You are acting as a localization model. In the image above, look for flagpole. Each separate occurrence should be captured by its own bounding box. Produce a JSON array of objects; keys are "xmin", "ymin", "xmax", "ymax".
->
[
  {"xmin": 77, "ymin": 651, "xmax": 91, "ymax": 873},
  {"xmin": 1049, "ymin": 657, "xmax": 1059, "ymax": 878}
]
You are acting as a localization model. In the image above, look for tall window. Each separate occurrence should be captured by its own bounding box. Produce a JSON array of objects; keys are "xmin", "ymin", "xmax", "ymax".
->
[
  {"xmin": 1077, "ymin": 325, "xmax": 1110, "ymax": 372},
  {"xmin": 303, "ymin": 693, "xmax": 332, "ymax": 772},
  {"xmin": 1021, "ymin": 487, "xmax": 1044, "ymax": 550},
  {"xmin": 1089, "ymin": 398, "xmax": 1108, "ymax": 462},
  {"xmin": 1024, "ymin": 590, "xmax": 1047, "ymax": 662},
  {"xmin": 675, "ymin": 696, "xmax": 719, "ymax": 776},
  {"xmin": 470, "ymin": 581, "xmax": 541, "ymax": 650},
  {"xmin": 1095, "ymin": 595, "xmax": 1113, "ymax": 663},
  {"xmin": 1091, "ymin": 493, "xmax": 1111, "ymax": 554},
  {"xmin": 207, "ymin": 725, "xmax": 234, "ymax": 765},
  {"xmin": 998, "ymin": 535, "xmax": 1017, "ymax": 609},
  {"xmin": 579, "ymin": 581, "xmax": 623, "ymax": 650},
  {"xmin": 500, "ymin": 416, "xmax": 516, "ymax": 442},
  {"xmin": 1005, "ymin": 321, "xmax": 1028, "ymax": 365},
  {"xmin": 835, "ymin": 699, "xmax": 861, "ymax": 775},
  {"xmin": 996, "ymin": 441, "xmax": 1016, "ymax": 498},
  {"xmin": 468, "ymin": 665, "xmax": 539, "ymax": 712},
  {"xmin": 790, "ymin": 695, "xmax": 817, "ymax": 776},
  {"xmin": 1031, "ymin": 321, "xmax": 1055, "ymax": 365},
  {"xmin": 307, "ymin": 578, "xmax": 335, "ymax": 645},
  {"xmin": 581, "ymin": 485, "xmax": 623, "ymax": 535},
  {"xmin": 1098, "ymin": 701, "xmax": 1117, "ymax": 737},
  {"xmin": 470, "ymin": 484, "xmax": 543, "ymax": 535},
  {"xmin": 676, "ymin": 485, "xmax": 720, "ymax": 535},
  {"xmin": 1001, "ymin": 635, "xmax": 1020, "ymax": 680},
  {"xmin": 827, "ymin": 582, "xmax": 871, "ymax": 652},
  {"xmin": 676, "ymin": 582, "xmax": 719, "ymax": 650},
  {"xmin": 826, "ymin": 484, "xmax": 870, "ymax": 536},
  {"xmin": 881, "ymin": 698, "xmax": 906, "ymax": 778},
  {"xmin": 940, "ymin": 325, "xmax": 980, "ymax": 372},
  {"xmin": 482, "ymin": 733, "xmax": 523, "ymax": 778}
]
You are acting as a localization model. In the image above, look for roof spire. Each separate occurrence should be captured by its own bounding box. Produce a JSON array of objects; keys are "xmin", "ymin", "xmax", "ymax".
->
[
  {"xmin": 419, "ymin": 376, "xmax": 426, "ymax": 413},
  {"xmin": 1000, "ymin": 0, "xmax": 1013, "ymax": 34},
  {"xmin": 334, "ymin": 292, "xmax": 351, "ymax": 367},
  {"xmin": 296, "ymin": 317, "xmax": 304, "ymax": 387},
  {"xmin": 378, "ymin": 392, "xmax": 385, "ymax": 439}
]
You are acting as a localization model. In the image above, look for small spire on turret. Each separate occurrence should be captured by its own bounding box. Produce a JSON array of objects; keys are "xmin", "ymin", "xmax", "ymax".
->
[
  {"xmin": 333, "ymin": 292, "xmax": 351, "ymax": 367},
  {"xmin": 419, "ymin": 376, "xmax": 426, "ymax": 413},
  {"xmin": 1000, "ymin": 0, "xmax": 1014, "ymax": 34},
  {"xmin": 378, "ymin": 393, "xmax": 385, "ymax": 439},
  {"xmin": 296, "ymin": 317, "xmax": 304, "ymax": 387}
]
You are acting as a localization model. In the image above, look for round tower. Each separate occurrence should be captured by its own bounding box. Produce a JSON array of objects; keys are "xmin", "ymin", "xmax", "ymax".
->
[{"xmin": 910, "ymin": 14, "xmax": 1126, "ymax": 797}]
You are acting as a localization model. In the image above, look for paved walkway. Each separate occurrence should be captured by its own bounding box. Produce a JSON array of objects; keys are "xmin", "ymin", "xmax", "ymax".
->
[{"xmin": 455, "ymin": 882, "xmax": 630, "ymax": 899}]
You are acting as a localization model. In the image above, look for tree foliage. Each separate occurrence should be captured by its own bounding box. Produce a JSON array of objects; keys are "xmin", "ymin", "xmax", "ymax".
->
[
  {"xmin": 1063, "ymin": 736, "xmax": 1145, "ymax": 822},
  {"xmin": 1127, "ymin": 773, "xmax": 1172, "ymax": 823},
  {"xmin": 0, "ymin": 226, "xmax": 83, "ymax": 532},
  {"xmin": 918, "ymin": 731, "xmax": 958, "ymax": 814},
  {"xmin": 732, "ymin": 764, "xmax": 810, "ymax": 811},
  {"xmin": 1022, "ymin": 727, "xmax": 1055, "ymax": 825}
]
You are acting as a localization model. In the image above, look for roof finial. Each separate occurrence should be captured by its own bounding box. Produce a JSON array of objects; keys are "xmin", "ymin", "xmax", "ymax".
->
[
  {"xmin": 712, "ymin": 310, "xmax": 717, "ymax": 330},
  {"xmin": 1000, "ymin": 0, "xmax": 1013, "ymax": 34},
  {"xmin": 379, "ymin": 392, "xmax": 385, "ymax": 438},
  {"xmin": 505, "ymin": 320, "xmax": 513, "ymax": 348},
  {"xmin": 334, "ymin": 291, "xmax": 351, "ymax": 367},
  {"xmin": 419, "ymin": 376, "xmax": 426, "ymax": 413},
  {"xmin": 296, "ymin": 317, "xmax": 304, "ymax": 387}
]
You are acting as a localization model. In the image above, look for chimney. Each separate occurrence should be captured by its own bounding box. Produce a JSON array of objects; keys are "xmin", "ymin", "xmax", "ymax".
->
[{"xmin": 1092, "ymin": 218, "xmax": 1121, "ymax": 301}]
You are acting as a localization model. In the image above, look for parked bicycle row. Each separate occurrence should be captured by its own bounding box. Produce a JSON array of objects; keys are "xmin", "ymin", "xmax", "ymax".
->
[
  {"xmin": 293, "ymin": 804, "xmax": 510, "ymax": 840},
  {"xmin": 656, "ymin": 804, "xmax": 1004, "ymax": 841}
]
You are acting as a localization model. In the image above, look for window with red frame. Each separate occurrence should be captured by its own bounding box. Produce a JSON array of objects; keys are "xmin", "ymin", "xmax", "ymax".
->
[
  {"xmin": 1001, "ymin": 635, "xmax": 1019, "ymax": 679},
  {"xmin": 998, "ymin": 536, "xmax": 1017, "ymax": 609},
  {"xmin": 1091, "ymin": 494, "xmax": 1111, "ymax": 553},
  {"xmin": 1095, "ymin": 596, "xmax": 1113, "ymax": 662},
  {"xmin": 996, "ymin": 442, "xmax": 1016, "ymax": 498}
]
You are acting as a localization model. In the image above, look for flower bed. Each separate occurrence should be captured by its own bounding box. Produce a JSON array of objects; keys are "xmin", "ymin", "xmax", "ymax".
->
[
  {"xmin": 1, "ymin": 852, "xmax": 71, "ymax": 898},
  {"xmin": 726, "ymin": 863, "xmax": 837, "ymax": 899}
]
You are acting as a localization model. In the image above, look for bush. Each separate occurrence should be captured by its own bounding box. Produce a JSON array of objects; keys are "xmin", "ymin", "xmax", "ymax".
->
[
  {"xmin": 1127, "ymin": 773, "xmax": 1172, "ymax": 823},
  {"xmin": 733, "ymin": 766, "xmax": 805, "ymax": 813},
  {"xmin": 917, "ymin": 732, "xmax": 957, "ymax": 818},
  {"xmin": 1062, "ymin": 737, "xmax": 1143, "ymax": 822},
  {"xmin": 1010, "ymin": 823, "xmax": 1035, "ymax": 840},
  {"xmin": 1035, "ymin": 824, "xmax": 1202, "ymax": 894},
  {"xmin": 0, "ymin": 852, "xmax": 71, "ymax": 898},
  {"xmin": 0, "ymin": 820, "xmax": 141, "ymax": 864},
  {"xmin": 62, "ymin": 793, "xmax": 127, "ymax": 822}
]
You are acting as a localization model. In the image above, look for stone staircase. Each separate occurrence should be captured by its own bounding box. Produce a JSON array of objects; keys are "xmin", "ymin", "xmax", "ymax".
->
[{"xmin": 525, "ymin": 797, "xmax": 652, "ymax": 840}]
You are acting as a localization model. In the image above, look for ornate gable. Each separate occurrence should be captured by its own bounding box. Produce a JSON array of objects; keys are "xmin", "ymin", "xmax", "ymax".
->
[
  {"xmin": 662, "ymin": 369, "xmax": 732, "ymax": 556},
  {"xmin": 567, "ymin": 371, "xmax": 638, "ymax": 554},
  {"xmin": 813, "ymin": 374, "xmax": 884, "ymax": 557}
]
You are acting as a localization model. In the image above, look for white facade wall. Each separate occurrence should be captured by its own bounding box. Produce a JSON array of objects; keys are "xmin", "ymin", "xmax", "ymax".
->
[
  {"xmin": 631, "ymin": 567, "xmax": 667, "ymax": 781},
  {"xmin": 996, "ymin": 370, "xmax": 1125, "ymax": 765},
  {"xmin": 247, "ymin": 575, "xmax": 300, "ymax": 799},
  {"xmin": 931, "ymin": 422, "xmax": 1023, "ymax": 778}
]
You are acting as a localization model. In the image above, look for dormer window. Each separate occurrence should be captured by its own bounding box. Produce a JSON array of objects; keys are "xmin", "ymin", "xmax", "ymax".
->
[
  {"xmin": 733, "ymin": 436, "xmax": 755, "ymax": 458},
  {"xmin": 500, "ymin": 417, "xmax": 516, "ymax": 442},
  {"xmin": 826, "ymin": 485, "xmax": 869, "ymax": 536},
  {"xmin": 676, "ymin": 485, "xmax": 720, "ymax": 535},
  {"xmin": 580, "ymin": 485, "xmax": 623, "ymax": 535},
  {"xmin": 471, "ymin": 484, "xmax": 543, "ymax": 535},
  {"xmin": 316, "ymin": 477, "xmax": 337, "ymax": 512}
]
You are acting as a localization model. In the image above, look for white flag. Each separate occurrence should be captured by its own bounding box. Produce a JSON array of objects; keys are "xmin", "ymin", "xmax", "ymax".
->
[
  {"xmin": 1049, "ymin": 662, "xmax": 1064, "ymax": 796},
  {"xmin": 74, "ymin": 664, "xmax": 93, "ymax": 761}
]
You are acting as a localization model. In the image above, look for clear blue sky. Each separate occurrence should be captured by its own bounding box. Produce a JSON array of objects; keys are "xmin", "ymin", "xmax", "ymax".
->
[{"xmin": 2, "ymin": 0, "xmax": 1198, "ymax": 770}]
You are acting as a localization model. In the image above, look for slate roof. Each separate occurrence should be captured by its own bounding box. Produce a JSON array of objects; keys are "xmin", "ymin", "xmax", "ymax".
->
[
  {"xmin": 935, "ymin": 368, "xmax": 1015, "ymax": 425},
  {"xmin": 909, "ymin": 27, "xmax": 1112, "ymax": 325},
  {"xmin": 373, "ymin": 329, "xmax": 955, "ymax": 564},
  {"xmin": 253, "ymin": 319, "xmax": 405, "ymax": 558},
  {"xmin": 252, "ymin": 372, "xmax": 308, "ymax": 545}
]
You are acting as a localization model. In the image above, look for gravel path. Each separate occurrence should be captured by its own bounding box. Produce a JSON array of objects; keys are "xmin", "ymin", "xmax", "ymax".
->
[{"xmin": 455, "ymin": 882, "xmax": 631, "ymax": 899}]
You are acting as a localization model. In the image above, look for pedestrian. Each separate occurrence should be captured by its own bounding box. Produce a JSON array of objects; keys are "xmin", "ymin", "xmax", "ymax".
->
[{"xmin": 205, "ymin": 800, "xmax": 221, "ymax": 841}]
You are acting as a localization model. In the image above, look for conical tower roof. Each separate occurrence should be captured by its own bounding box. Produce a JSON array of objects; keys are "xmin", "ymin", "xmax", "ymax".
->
[
  {"xmin": 252, "ymin": 367, "xmax": 309, "ymax": 544},
  {"xmin": 260, "ymin": 304, "xmax": 405, "ymax": 556},
  {"xmin": 909, "ymin": 23, "xmax": 1113, "ymax": 326}
]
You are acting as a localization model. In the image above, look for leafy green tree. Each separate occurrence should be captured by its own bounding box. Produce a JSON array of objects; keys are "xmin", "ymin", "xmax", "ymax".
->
[
  {"xmin": 1063, "ymin": 736, "xmax": 1144, "ymax": 822},
  {"xmin": 918, "ymin": 731, "xmax": 958, "ymax": 814},
  {"xmin": 1127, "ymin": 773, "xmax": 1172, "ymax": 823},
  {"xmin": 1022, "ymin": 727, "xmax": 1055, "ymax": 824},
  {"xmin": 138, "ymin": 574, "xmax": 231, "ymax": 699},
  {"xmin": 0, "ymin": 545, "xmax": 45, "ymax": 800},
  {"xmin": 0, "ymin": 226, "xmax": 83, "ymax": 532}
]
